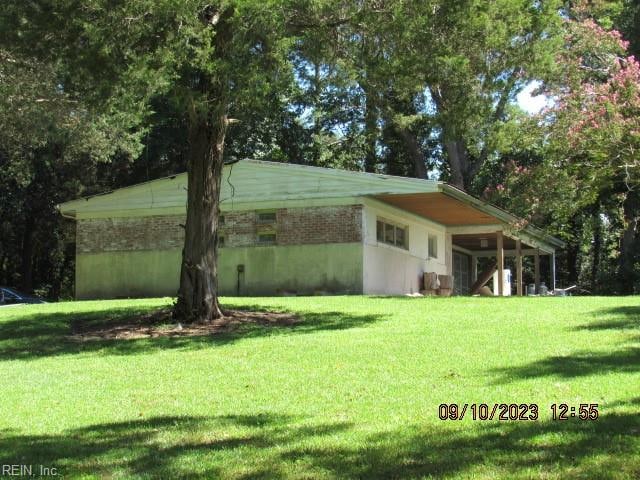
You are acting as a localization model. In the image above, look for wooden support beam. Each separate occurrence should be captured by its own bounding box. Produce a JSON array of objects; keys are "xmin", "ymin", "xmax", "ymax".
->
[
  {"xmin": 534, "ymin": 249, "xmax": 540, "ymax": 294},
  {"xmin": 516, "ymin": 239, "xmax": 523, "ymax": 296},
  {"xmin": 474, "ymin": 249, "xmax": 550, "ymax": 258},
  {"xmin": 471, "ymin": 255, "xmax": 478, "ymax": 282},
  {"xmin": 496, "ymin": 231, "xmax": 504, "ymax": 296},
  {"xmin": 551, "ymin": 252, "xmax": 556, "ymax": 291}
]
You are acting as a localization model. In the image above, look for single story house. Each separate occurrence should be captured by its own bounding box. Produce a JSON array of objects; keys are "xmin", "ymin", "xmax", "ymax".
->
[{"xmin": 58, "ymin": 159, "xmax": 564, "ymax": 299}]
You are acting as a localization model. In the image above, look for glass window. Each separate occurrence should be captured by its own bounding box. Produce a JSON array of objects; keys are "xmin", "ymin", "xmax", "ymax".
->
[
  {"xmin": 376, "ymin": 218, "xmax": 408, "ymax": 250},
  {"xmin": 395, "ymin": 226, "xmax": 406, "ymax": 248},
  {"xmin": 376, "ymin": 221, "xmax": 384, "ymax": 242},
  {"xmin": 384, "ymin": 223, "xmax": 395, "ymax": 244},
  {"xmin": 428, "ymin": 234, "xmax": 438, "ymax": 259},
  {"xmin": 257, "ymin": 211, "xmax": 277, "ymax": 223}
]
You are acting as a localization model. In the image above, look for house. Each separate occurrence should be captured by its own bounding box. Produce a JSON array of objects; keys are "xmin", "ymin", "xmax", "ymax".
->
[{"xmin": 58, "ymin": 159, "xmax": 564, "ymax": 299}]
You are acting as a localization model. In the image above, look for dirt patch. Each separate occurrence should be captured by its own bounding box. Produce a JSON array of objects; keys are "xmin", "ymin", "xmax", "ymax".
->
[{"xmin": 70, "ymin": 308, "xmax": 299, "ymax": 341}]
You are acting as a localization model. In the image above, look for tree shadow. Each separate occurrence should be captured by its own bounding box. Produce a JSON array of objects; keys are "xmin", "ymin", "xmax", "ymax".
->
[
  {"xmin": 493, "ymin": 305, "xmax": 640, "ymax": 383},
  {"xmin": 492, "ymin": 348, "xmax": 640, "ymax": 382},
  {"xmin": 576, "ymin": 306, "xmax": 640, "ymax": 331},
  {"xmin": 1, "ymin": 411, "xmax": 638, "ymax": 479},
  {"xmin": 0, "ymin": 303, "xmax": 386, "ymax": 361}
]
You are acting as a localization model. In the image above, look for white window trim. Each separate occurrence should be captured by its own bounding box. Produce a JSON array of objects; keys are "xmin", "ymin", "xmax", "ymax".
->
[
  {"xmin": 376, "ymin": 217, "xmax": 409, "ymax": 250},
  {"xmin": 428, "ymin": 233, "xmax": 438, "ymax": 259}
]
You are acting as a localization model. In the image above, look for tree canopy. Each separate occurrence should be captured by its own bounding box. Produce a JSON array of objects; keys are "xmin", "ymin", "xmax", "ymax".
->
[{"xmin": 1, "ymin": 0, "xmax": 638, "ymax": 304}]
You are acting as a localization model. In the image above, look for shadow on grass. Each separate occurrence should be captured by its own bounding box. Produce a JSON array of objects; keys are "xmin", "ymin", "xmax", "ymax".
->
[
  {"xmin": 492, "ymin": 348, "xmax": 640, "ymax": 382},
  {"xmin": 1, "ymin": 411, "xmax": 638, "ymax": 479},
  {"xmin": 493, "ymin": 305, "xmax": 640, "ymax": 383},
  {"xmin": 576, "ymin": 306, "xmax": 640, "ymax": 331},
  {"xmin": 0, "ymin": 303, "xmax": 386, "ymax": 361}
]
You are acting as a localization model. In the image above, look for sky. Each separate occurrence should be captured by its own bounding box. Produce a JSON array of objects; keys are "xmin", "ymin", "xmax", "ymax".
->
[{"xmin": 516, "ymin": 81, "xmax": 551, "ymax": 114}]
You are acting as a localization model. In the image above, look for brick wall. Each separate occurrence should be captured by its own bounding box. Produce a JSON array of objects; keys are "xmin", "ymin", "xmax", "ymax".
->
[
  {"xmin": 77, "ymin": 205, "xmax": 362, "ymax": 254},
  {"xmin": 77, "ymin": 215, "xmax": 185, "ymax": 254}
]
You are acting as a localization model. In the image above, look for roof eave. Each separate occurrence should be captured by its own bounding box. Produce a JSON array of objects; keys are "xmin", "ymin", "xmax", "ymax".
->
[{"xmin": 438, "ymin": 184, "xmax": 566, "ymax": 249}]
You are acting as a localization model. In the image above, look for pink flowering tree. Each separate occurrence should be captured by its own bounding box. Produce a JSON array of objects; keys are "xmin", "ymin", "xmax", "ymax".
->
[{"xmin": 487, "ymin": 17, "xmax": 640, "ymax": 290}]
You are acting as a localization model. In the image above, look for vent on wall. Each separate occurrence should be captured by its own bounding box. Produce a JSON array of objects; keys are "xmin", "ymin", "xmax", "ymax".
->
[{"xmin": 257, "ymin": 233, "xmax": 276, "ymax": 245}]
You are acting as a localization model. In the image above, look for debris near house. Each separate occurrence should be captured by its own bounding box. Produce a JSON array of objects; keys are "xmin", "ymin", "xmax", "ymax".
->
[
  {"xmin": 437, "ymin": 275, "xmax": 454, "ymax": 297},
  {"xmin": 420, "ymin": 272, "xmax": 454, "ymax": 297},
  {"xmin": 470, "ymin": 261, "xmax": 497, "ymax": 295}
]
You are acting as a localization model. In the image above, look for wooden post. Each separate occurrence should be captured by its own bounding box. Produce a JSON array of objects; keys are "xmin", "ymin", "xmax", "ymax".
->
[
  {"xmin": 471, "ymin": 254, "xmax": 478, "ymax": 282},
  {"xmin": 551, "ymin": 252, "xmax": 556, "ymax": 291},
  {"xmin": 516, "ymin": 239, "xmax": 523, "ymax": 296},
  {"xmin": 496, "ymin": 231, "xmax": 504, "ymax": 296},
  {"xmin": 445, "ymin": 233, "xmax": 453, "ymax": 277},
  {"xmin": 534, "ymin": 249, "xmax": 540, "ymax": 294}
]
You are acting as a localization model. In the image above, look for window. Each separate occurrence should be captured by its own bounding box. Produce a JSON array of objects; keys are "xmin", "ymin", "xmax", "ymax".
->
[
  {"xmin": 376, "ymin": 218, "xmax": 408, "ymax": 249},
  {"xmin": 257, "ymin": 233, "xmax": 277, "ymax": 245},
  {"xmin": 257, "ymin": 211, "xmax": 277, "ymax": 224},
  {"xmin": 428, "ymin": 234, "xmax": 438, "ymax": 259}
]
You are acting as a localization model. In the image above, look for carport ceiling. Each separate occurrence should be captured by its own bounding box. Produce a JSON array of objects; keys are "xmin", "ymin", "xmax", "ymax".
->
[
  {"xmin": 374, "ymin": 192, "xmax": 498, "ymax": 226},
  {"xmin": 453, "ymin": 233, "xmax": 534, "ymax": 252}
]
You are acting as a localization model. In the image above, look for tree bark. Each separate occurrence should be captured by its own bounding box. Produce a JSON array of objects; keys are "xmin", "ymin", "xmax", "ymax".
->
[
  {"xmin": 395, "ymin": 127, "xmax": 427, "ymax": 179},
  {"xmin": 174, "ymin": 115, "xmax": 227, "ymax": 322},
  {"xmin": 443, "ymin": 139, "xmax": 467, "ymax": 189},
  {"xmin": 591, "ymin": 206, "xmax": 602, "ymax": 291},
  {"xmin": 618, "ymin": 192, "xmax": 639, "ymax": 293},
  {"xmin": 173, "ymin": 6, "xmax": 234, "ymax": 322},
  {"xmin": 363, "ymin": 82, "xmax": 378, "ymax": 173},
  {"xmin": 20, "ymin": 216, "xmax": 35, "ymax": 292}
]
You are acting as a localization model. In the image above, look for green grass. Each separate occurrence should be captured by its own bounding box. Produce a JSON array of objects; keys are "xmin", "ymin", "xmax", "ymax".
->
[{"xmin": 0, "ymin": 296, "xmax": 639, "ymax": 479}]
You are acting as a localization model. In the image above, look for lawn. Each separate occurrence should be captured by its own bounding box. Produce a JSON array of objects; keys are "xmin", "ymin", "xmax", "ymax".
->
[{"xmin": 0, "ymin": 296, "xmax": 638, "ymax": 479}]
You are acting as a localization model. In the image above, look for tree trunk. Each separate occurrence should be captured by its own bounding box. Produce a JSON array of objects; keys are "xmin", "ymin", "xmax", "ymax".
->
[
  {"xmin": 20, "ymin": 216, "xmax": 35, "ymax": 292},
  {"xmin": 591, "ymin": 207, "xmax": 602, "ymax": 291},
  {"xmin": 173, "ymin": 5, "xmax": 234, "ymax": 322},
  {"xmin": 363, "ymin": 82, "xmax": 378, "ymax": 173},
  {"xmin": 444, "ymin": 139, "xmax": 467, "ymax": 189},
  {"xmin": 395, "ymin": 127, "xmax": 427, "ymax": 179},
  {"xmin": 618, "ymin": 192, "xmax": 639, "ymax": 294},
  {"xmin": 174, "ymin": 114, "xmax": 227, "ymax": 322}
]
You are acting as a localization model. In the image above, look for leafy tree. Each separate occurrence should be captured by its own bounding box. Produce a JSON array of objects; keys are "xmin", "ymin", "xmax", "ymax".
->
[{"xmin": 0, "ymin": 50, "xmax": 137, "ymax": 295}]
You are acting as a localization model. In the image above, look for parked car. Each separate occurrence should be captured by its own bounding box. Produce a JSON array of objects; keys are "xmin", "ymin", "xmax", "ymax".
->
[{"xmin": 0, "ymin": 287, "xmax": 47, "ymax": 306}]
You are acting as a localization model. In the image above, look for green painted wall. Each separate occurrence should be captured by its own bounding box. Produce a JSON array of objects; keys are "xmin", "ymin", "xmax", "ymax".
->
[
  {"xmin": 218, "ymin": 243, "xmax": 363, "ymax": 296},
  {"xmin": 76, "ymin": 249, "xmax": 182, "ymax": 299},
  {"xmin": 76, "ymin": 243, "xmax": 363, "ymax": 299}
]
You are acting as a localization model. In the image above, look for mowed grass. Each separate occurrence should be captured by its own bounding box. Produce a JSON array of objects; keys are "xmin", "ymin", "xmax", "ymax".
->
[{"xmin": 0, "ymin": 296, "xmax": 639, "ymax": 479}]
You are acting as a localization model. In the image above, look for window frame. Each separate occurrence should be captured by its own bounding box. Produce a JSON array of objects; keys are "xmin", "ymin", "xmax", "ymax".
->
[
  {"xmin": 375, "ymin": 217, "xmax": 409, "ymax": 250},
  {"xmin": 428, "ymin": 233, "xmax": 438, "ymax": 259},
  {"xmin": 256, "ymin": 210, "xmax": 277, "ymax": 224}
]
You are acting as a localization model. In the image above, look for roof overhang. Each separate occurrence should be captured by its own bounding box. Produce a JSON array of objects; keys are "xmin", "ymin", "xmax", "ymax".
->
[{"xmin": 372, "ymin": 183, "xmax": 565, "ymax": 252}]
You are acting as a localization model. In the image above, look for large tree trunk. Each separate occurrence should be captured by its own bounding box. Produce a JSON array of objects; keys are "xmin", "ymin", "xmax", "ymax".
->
[
  {"xmin": 618, "ymin": 192, "xmax": 640, "ymax": 294},
  {"xmin": 591, "ymin": 206, "xmax": 602, "ymax": 291},
  {"xmin": 173, "ymin": 5, "xmax": 233, "ymax": 322},
  {"xmin": 174, "ymin": 113, "xmax": 227, "ymax": 322},
  {"xmin": 395, "ymin": 127, "xmax": 427, "ymax": 179},
  {"xmin": 443, "ymin": 140, "xmax": 467, "ymax": 189},
  {"xmin": 363, "ymin": 82, "xmax": 378, "ymax": 173},
  {"xmin": 20, "ymin": 216, "xmax": 35, "ymax": 292}
]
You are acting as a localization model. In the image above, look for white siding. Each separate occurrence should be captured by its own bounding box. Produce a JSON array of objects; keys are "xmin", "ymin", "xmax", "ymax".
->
[{"xmin": 362, "ymin": 199, "xmax": 448, "ymax": 294}]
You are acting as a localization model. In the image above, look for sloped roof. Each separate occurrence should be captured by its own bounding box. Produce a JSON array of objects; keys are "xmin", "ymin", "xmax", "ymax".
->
[{"xmin": 58, "ymin": 159, "xmax": 564, "ymax": 249}]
